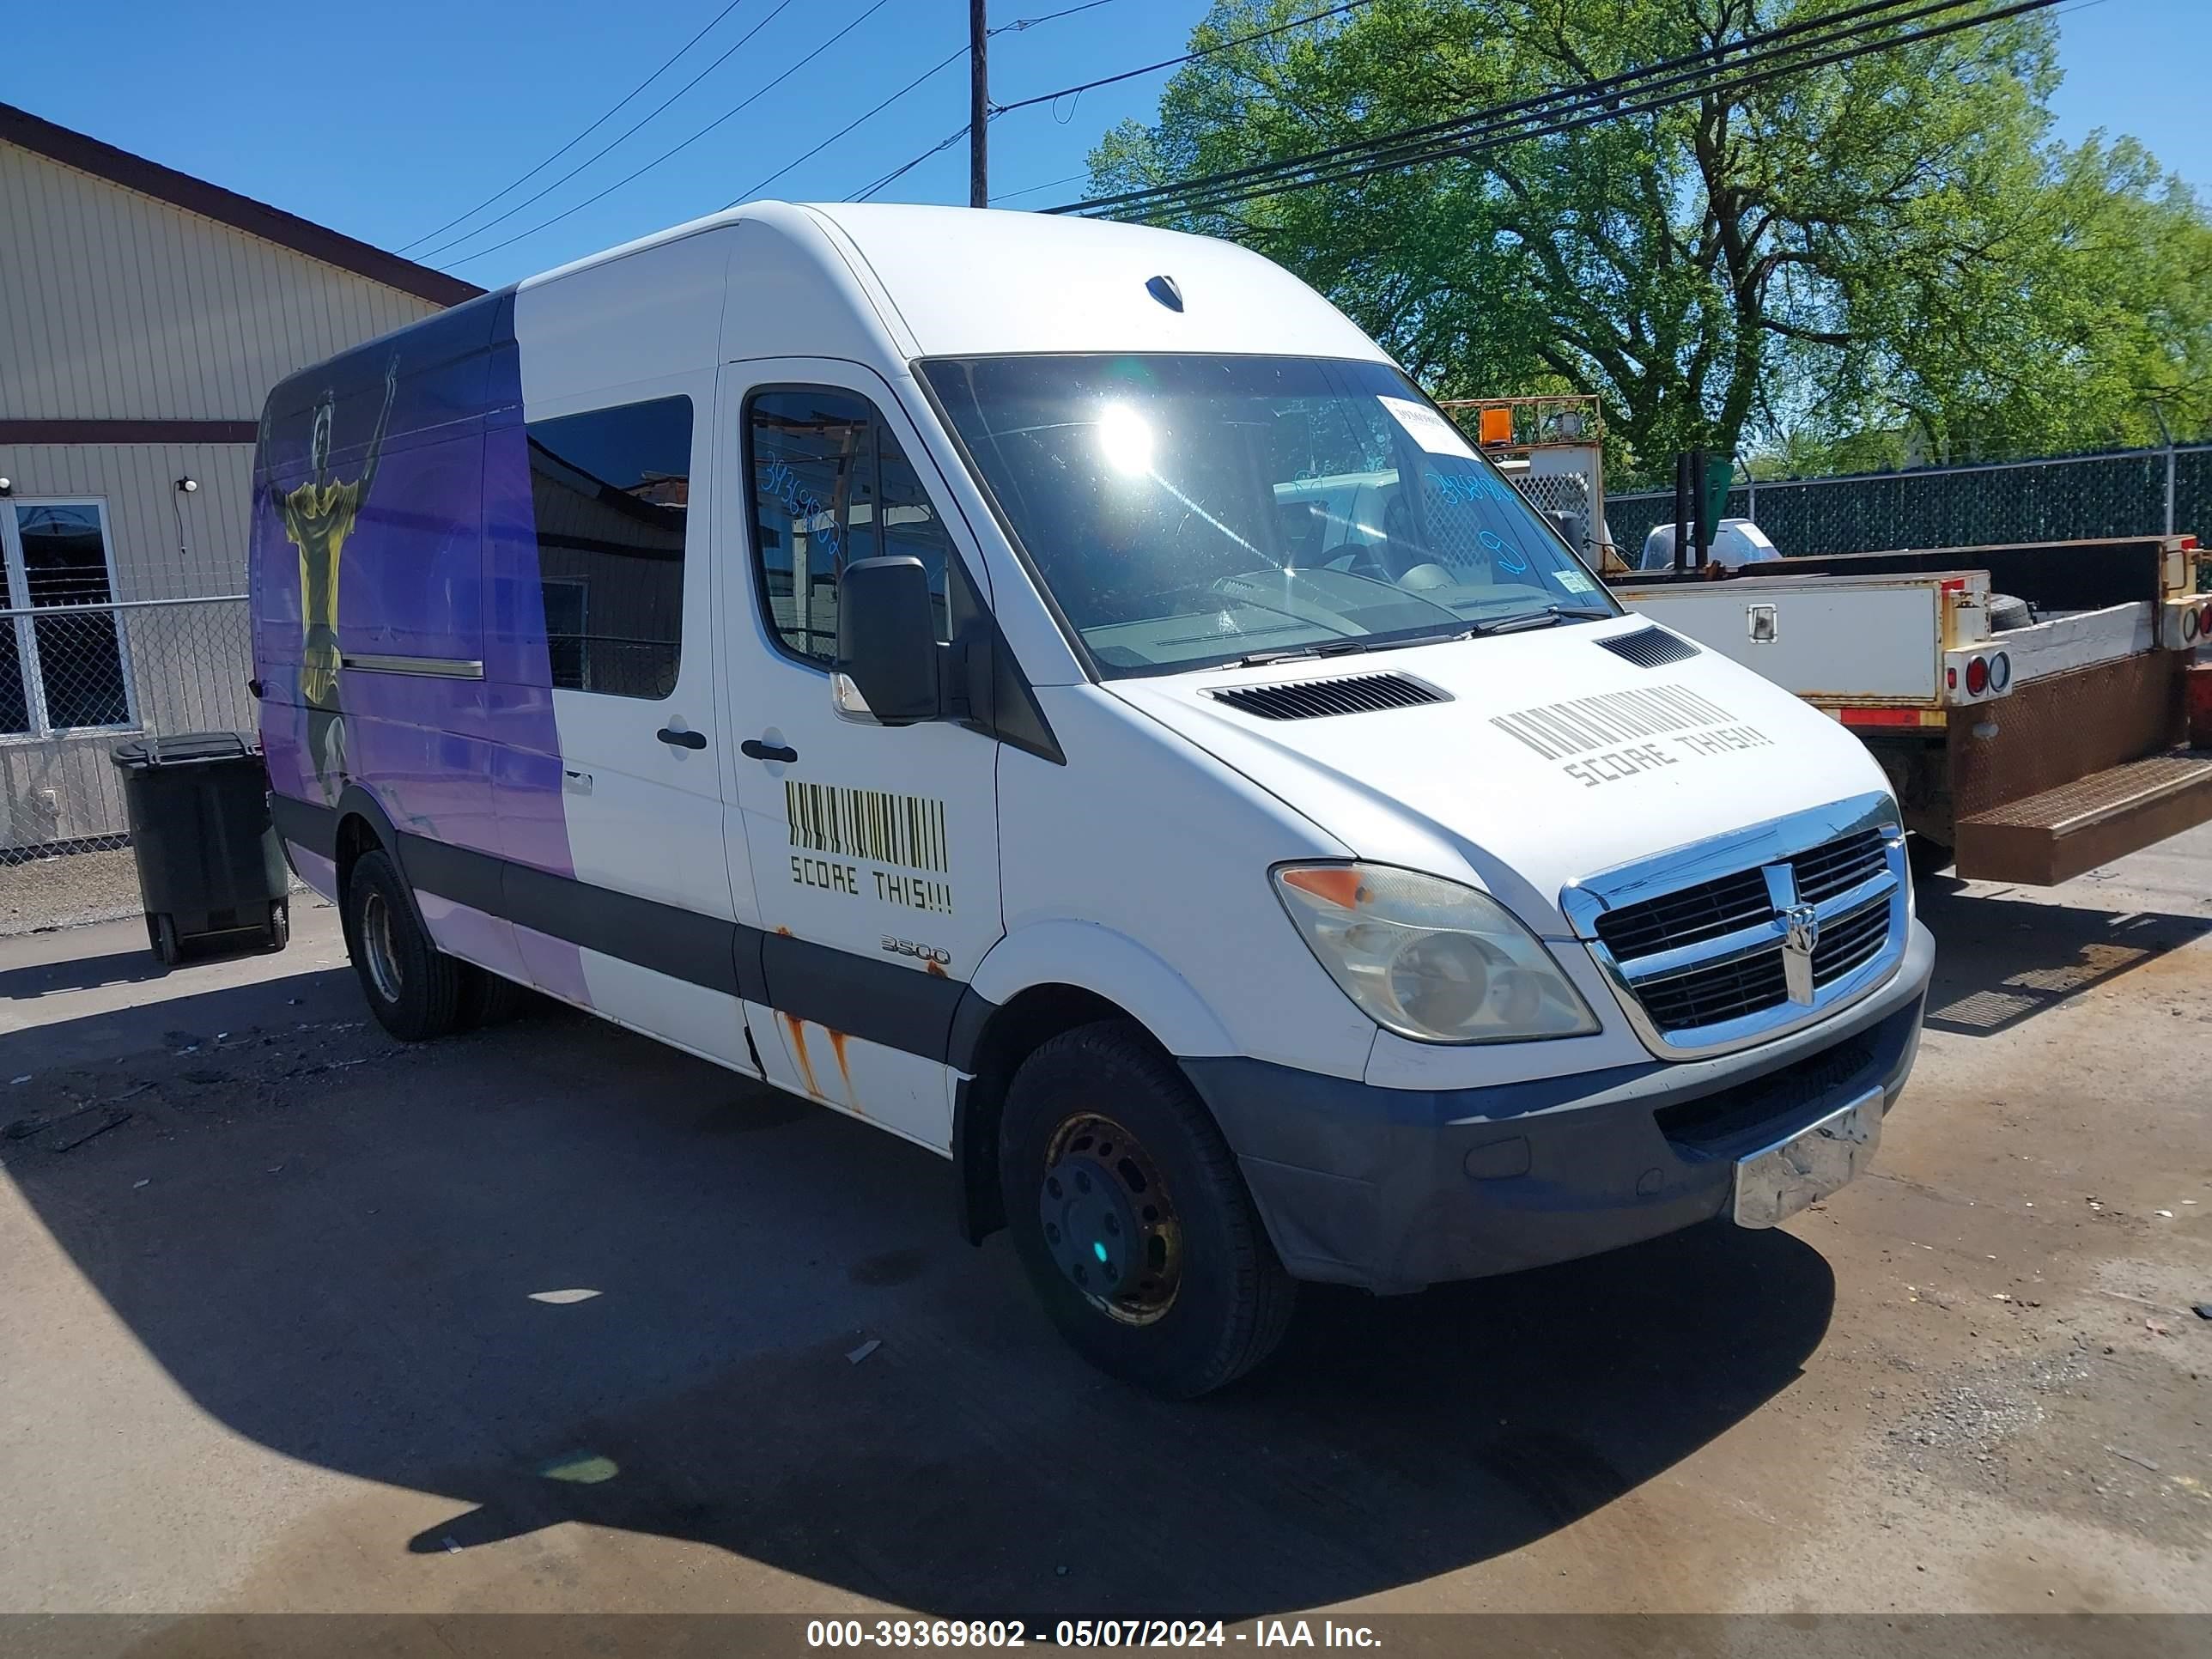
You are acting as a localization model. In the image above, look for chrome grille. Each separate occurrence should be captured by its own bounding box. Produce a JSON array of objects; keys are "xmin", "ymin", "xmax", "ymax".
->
[
  {"xmin": 1593, "ymin": 827, "xmax": 1889, "ymax": 959},
  {"xmin": 1561, "ymin": 796, "xmax": 1908, "ymax": 1060},
  {"xmin": 1635, "ymin": 892, "xmax": 1891, "ymax": 1034}
]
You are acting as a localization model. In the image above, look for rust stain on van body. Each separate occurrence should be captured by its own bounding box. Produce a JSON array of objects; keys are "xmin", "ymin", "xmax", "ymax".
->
[
  {"xmin": 825, "ymin": 1029, "xmax": 860, "ymax": 1115},
  {"xmin": 781, "ymin": 1012, "xmax": 823, "ymax": 1098}
]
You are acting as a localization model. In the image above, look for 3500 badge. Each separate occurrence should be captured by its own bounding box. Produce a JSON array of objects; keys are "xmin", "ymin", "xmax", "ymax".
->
[{"xmin": 882, "ymin": 935, "xmax": 952, "ymax": 966}]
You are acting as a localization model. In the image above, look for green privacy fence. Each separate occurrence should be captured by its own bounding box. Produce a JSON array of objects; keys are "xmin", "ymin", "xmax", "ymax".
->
[{"xmin": 1606, "ymin": 444, "xmax": 2212, "ymax": 568}]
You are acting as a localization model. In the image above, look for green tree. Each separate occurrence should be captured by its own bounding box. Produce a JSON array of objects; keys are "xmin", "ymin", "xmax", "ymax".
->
[{"xmin": 1085, "ymin": 0, "xmax": 2212, "ymax": 481}]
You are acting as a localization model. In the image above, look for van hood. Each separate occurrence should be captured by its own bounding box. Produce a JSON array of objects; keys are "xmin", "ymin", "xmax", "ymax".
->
[{"xmin": 1105, "ymin": 617, "xmax": 1896, "ymax": 936}]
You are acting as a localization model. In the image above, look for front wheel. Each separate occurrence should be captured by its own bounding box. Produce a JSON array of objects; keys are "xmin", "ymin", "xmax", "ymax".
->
[
  {"xmin": 999, "ymin": 1020, "xmax": 1296, "ymax": 1398},
  {"xmin": 343, "ymin": 849, "xmax": 464, "ymax": 1041}
]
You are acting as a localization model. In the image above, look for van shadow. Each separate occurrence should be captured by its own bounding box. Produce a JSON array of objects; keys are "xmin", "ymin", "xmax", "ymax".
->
[
  {"xmin": 4, "ymin": 973, "xmax": 1833, "ymax": 1619},
  {"xmin": 1914, "ymin": 879, "xmax": 2211, "ymax": 1039}
]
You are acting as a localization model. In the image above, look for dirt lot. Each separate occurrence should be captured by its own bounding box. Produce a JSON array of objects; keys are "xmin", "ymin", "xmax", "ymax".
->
[{"xmin": 0, "ymin": 834, "xmax": 2207, "ymax": 1620}]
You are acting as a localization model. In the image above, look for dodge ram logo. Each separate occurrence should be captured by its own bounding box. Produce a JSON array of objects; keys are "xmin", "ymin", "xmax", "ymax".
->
[
  {"xmin": 1762, "ymin": 860, "xmax": 1823, "ymax": 1006},
  {"xmin": 1779, "ymin": 903, "xmax": 1820, "ymax": 1005}
]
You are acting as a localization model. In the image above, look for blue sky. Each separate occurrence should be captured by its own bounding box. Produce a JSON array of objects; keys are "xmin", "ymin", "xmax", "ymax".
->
[{"xmin": 4, "ymin": 0, "xmax": 2202, "ymax": 291}]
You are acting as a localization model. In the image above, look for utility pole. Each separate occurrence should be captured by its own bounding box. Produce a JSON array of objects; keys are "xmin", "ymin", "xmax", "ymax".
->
[{"xmin": 969, "ymin": 0, "xmax": 989, "ymax": 208}]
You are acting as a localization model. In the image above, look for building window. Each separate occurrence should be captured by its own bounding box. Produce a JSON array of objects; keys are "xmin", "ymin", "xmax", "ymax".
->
[
  {"xmin": 526, "ymin": 396, "xmax": 692, "ymax": 699},
  {"xmin": 0, "ymin": 501, "xmax": 135, "ymax": 737},
  {"xmin": 747, "ymin": 388, "xmax": 954, "ymax": 668}
]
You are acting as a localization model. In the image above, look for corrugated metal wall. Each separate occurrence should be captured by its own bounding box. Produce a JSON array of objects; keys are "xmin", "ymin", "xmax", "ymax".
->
[
  {"xmin": 0, "ymin": 143, "xmax": 436, "ymax": 422},
  {"xmin": 0, "ymin": 442, "xmax": 252, "ymax": 595},
  {"xmin": 0, "ymin": 138, "xmax": 446, "ymax": 876}
]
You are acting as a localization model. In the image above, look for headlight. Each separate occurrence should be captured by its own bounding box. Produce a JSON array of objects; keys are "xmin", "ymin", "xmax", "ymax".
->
[{"xmin": 1273, "ymin": 863, "xmax": 1600, "ymax": 1044}]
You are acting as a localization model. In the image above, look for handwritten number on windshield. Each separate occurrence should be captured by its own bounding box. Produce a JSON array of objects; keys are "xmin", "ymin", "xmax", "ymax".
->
[{"xmin": 1478, "ymin": 527, "xmax": 1529, "ymax": 574}]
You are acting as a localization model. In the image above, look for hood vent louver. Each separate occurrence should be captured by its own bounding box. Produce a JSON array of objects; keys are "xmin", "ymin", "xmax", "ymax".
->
[
  {"xmin": 1595, "ymin": 626, "xmax": 1700, "ymax": 668},
  {"xmin": 1206, "ymin": 672, "xmax": 1449, "ymax": 720}
]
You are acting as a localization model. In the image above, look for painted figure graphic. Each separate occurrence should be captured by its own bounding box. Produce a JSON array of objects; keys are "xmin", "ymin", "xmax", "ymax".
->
[{"xmin": 272, "ymin": 356, "xmax": 398, "ymax": 803}]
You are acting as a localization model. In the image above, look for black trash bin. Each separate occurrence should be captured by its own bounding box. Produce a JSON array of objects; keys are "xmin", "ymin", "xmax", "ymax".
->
[{"xmin": 110, "ymin": 732, "xmax": 289, "ymax": 964}]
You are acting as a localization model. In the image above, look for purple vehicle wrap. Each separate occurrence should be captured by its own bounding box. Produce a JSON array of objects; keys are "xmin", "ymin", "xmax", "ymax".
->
[{"xmin": 251, "ymin": 289, "xmax": 590, "ymax": 1006}]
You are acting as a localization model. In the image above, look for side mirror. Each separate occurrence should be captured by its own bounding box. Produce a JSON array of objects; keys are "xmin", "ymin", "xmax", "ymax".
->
[{"xmin": 836, "ymin": 556, "xmax": 941, "ymax": 726}]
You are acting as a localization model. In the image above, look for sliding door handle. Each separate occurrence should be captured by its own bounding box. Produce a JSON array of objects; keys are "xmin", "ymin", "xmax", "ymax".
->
[
  {"xmin": 656, "ymin": 727, "xmax": 708, "ymax": 750},
  {"xmin": 740, "ymin": 739, "xmax": 799, "ymax": 764}
]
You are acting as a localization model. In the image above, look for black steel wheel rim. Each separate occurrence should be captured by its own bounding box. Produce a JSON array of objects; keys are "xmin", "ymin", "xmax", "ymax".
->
[{"xmin": 1038, "ymin": 1113, "xmax": 1182, "ymax": 1325}]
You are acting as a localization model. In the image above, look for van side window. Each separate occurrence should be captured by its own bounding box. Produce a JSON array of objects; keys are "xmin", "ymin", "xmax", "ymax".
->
[
  {"xmin": 748, "ymin": 388, "xmax": 952, "ymax": 666},
  {"xmin": 526, "ymin": 396, "xmax": 692, "ymax": 699}
]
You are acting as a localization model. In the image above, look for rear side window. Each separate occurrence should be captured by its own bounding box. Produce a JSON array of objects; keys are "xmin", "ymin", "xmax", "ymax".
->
[
  {"xmin": 526, "ymin": 396, "xmax": 692, "ymax": 698},
  {"xmin": 746, "ymin": 387, "xmax": 953, "ymax": 667}
]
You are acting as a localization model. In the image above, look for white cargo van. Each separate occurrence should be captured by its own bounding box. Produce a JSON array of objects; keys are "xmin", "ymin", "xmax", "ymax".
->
[{"xmin": 251, "ymin": 202, "xmax": 1933, "ymax": 1395}]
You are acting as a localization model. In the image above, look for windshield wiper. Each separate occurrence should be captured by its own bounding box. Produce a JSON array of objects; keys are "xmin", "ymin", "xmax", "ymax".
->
[
  {"xmin": 1236, "ymin": 638, "xmax": 1372, "ymax": 668},
  {"xmin": 1464, "ymin": 604, "xmax": 1613, "ymax": 637}
]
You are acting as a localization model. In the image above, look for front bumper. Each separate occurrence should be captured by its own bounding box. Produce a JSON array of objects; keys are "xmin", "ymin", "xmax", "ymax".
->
[{"xmin": 1184, "ymin": 919, "xmax": 1934, "ymax": 1293}]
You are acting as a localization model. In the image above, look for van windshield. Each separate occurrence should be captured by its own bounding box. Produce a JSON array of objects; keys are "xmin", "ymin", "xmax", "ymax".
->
[{"xmin": 920, "ymin": 355, "xmax": 1617, "ymax": 677}]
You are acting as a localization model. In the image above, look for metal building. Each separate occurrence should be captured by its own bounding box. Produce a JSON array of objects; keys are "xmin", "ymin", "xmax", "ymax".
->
[{"xmin": 0, "ymin": 101, "xmax": 477, "ymax": 874}]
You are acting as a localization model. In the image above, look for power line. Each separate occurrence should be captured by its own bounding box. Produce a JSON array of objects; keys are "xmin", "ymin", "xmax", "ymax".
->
[
  {"xmin": 1151, "ymin": 0, "xmax": 1989, "ymax": 216},
  {"xmin": 850, "ymin": 0, "xmax": 1361, "ymax": 208},
  {"xmin": 398, "ymin": 0, "xmax": 754, "ymax": 254},
  {"xmin": 1054, "ymin": 0, "xmax": 1953, "ymax": 216},
  {"xmin": 992, "ymin": 0, "xmax": 1125, "ymax": 33},
  {"xmin": 1056, "ymin": 0, "xmax": 2053, "ymax": 219},
  {"xmin": 992, "ymin": 170, "xmax": 1090, "ymax": 203},
  {"xmin": 817, "ymin": 0, "xmax": 1137, "ymax": 209},
  {"xmin": 726, "ymin": 40, "xmax": 969, "ymax": 207},
  {"xmin": 850, "ymin": 124, "xmax": 969, "ymax": 202},
  {"xmin": 991, "ymin": 0, "xmax": 1368, "ymax": 117},
  {"xmin": 418, "ymin": 0, "xmax": 799, "ymax": 264},
  {"xmin": 1160, "ymin": 0, "xmax": 2065, "ymax": 219},
  {"xmin": 440, "ymin": 0, "xmax": 891, "ymax": 270}
]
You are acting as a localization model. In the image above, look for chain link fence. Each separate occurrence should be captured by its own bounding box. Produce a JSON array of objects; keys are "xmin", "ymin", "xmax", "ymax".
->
[
  {"xmin": 1607, "ymin": 443, "xmax": 2212, "ymax": 571},
  {"xmin": 1, "ymin": 595, "xmax": 253, "ymax": 933}
]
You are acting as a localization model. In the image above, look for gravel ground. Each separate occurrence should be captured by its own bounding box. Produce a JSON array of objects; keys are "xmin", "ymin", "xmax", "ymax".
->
[
  {"xmin": 0, "ymin": 845, "xmax": 145, "ymax": 937},
  {"xmin": 0, "ymin": 844, "xmax": 312, "ymax": 939}
]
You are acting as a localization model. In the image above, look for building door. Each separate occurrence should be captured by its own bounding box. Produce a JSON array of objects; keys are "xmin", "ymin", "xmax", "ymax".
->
[{"xmin": 719, "ymin": 362, "xmax": 1004, "ymax": 1152}]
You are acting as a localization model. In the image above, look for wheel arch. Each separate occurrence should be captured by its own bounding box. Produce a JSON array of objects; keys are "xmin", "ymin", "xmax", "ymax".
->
[
  {"xmin": 331, "ymin": 785, "xmax": 404, "ymax": 901},
  {"xmin": 949, "ymin": 923, "xmax": 1239, "ymax": 1244}
]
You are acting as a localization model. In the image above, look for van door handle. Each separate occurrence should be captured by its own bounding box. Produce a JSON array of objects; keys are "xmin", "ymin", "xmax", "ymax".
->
[
  {"xmin": 740, "ymin": 739, "xmax": 799, "ymax": 764},
  {"xmin": 656, "ymin": 726, "xmax": 708, "ymax": 750}
]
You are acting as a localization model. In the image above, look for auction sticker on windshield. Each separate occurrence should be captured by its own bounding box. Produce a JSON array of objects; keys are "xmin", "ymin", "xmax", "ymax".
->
[{"xmin": 1377, "ymin": 396, "xmax": 1480, "ymax": 460}]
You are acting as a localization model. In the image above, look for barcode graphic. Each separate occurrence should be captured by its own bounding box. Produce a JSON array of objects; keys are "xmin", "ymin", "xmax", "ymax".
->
[
  {"xmin": 786, "ymin": 781, "xmax": 950, "ymax": 872},
  {"xmin": 1491, "ymin": 683, "xmax": 1735, "ymax": 761}
]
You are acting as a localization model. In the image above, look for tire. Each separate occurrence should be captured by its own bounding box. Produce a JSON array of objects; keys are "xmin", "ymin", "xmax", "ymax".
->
[
  {"xmin": 1987, "ymin": 592, "xmax": 2034, "ymax": 632},
  {"xmin": 264, "ymin": 898, "xmax": 290, "ymax": 952},
  {"xmin": 998, "ymin": 1019, "xmax": 1297, "ymax": 1398},
  {"xmin": 148, "ymin": 913, "xmax": 182, "ymax": 967},
  {"xmin": 343, "ymin": 849, "xmax": 464, "ymax": 1042},
  {"xmin": 457, "ymin": 965, "xmax": 532, "ymax": 1030}
]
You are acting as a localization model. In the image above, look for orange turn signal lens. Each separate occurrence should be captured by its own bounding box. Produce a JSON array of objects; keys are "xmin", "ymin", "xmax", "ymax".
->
[{"xmin": 1278, "ymin": 866, "xmax": 1367, "ymax": 909}]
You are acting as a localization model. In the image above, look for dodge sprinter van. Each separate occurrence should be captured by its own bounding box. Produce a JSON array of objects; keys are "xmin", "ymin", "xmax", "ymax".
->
[{"xmin": 251, "ymin": 202, "xmax": 1933, "ymax": 1396}]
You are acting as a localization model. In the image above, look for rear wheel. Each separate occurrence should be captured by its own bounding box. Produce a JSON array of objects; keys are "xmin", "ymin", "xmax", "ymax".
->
[
  {"xmin": 147, "ymin": 913, "xmax": 182, "ymax": 967},
  {"xmin": 458, "ymin": 965, "xmax": 532, "ymax": 1030},
  {"xmin": 999, "ymin": 1020, "xmax": 1296, "ymax": 1398},
  {"xmin": 264, "ymin": 898, "xmax": 290, "ymax": 952},
  {"xmin": 343, "ymin": 849, "xmax": 464, "ymax": 1041}
]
